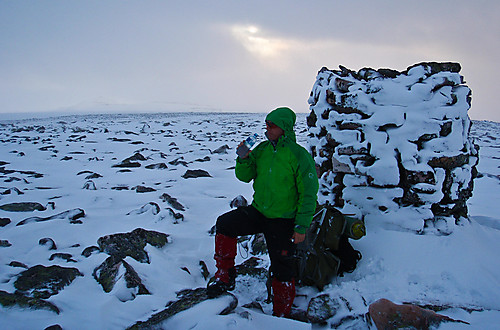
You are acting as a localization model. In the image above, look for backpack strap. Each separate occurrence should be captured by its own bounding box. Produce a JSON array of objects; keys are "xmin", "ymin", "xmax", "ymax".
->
[{"xmin": 310, "ymin": 207, "xmax": 328, "ymax": 246}]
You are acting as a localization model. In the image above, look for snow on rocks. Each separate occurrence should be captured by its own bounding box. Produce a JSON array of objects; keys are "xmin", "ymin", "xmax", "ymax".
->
[
  {"xmin": 307, "ymin": 62, "xmax": 479, "ymax": 233},
  {"xmin": 0, "ymin": 111, "xmax": 497, "ymax": 329}
]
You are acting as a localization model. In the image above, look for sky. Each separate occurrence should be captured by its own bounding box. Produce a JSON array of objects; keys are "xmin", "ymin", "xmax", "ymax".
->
[{"xmin": 1, "ymin": 0, "xmax": 499, "ymax": 121}]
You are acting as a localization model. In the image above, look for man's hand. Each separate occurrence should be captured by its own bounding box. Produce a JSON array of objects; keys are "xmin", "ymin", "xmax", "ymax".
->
[
  {"xmin": 237, "ymin": 141, "xmax": 250, "ymax": 159},
  {"xmin": 291, "ymin": 232, "xmax": 305, "ymax": 244}
]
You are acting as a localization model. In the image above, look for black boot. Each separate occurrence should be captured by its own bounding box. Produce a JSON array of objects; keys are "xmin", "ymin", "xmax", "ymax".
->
[{"xmin": 207, "ymin": 267, "xmax": 236, "ymax": 298}]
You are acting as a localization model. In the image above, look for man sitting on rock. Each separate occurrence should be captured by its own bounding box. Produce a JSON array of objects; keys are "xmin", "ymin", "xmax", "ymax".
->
[{"xmin": 207, "ymin": 107, "xmax": 319, "ymax": 317}]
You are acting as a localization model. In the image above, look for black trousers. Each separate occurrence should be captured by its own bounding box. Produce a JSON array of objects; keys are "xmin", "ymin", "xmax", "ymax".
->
[{"xmin": 216, "ymin": 205, "xmax": 296, "ymax": 282}]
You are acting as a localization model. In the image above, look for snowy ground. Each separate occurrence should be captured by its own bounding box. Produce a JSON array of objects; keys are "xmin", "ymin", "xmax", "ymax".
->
[{"xmin": 0, "ymin": 112, "xmax": 498, "ymax": 329}]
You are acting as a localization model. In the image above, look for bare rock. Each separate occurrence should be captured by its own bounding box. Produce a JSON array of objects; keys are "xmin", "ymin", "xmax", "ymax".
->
[
  {"xmin": 368, "ymin": 298, "xmax": 468, "ymax": 329},
  {"xmin": 39, "ymin": 238, "xmax": 57, "ymax": 250},
  {"xmin": 14, "ymin": 265, "xmax": 83, "ymax": 299},
  {"xmin": 307, "ymin": 294, "xmax": 341, "ymax": 323},
  {"xmin": 49, "ymin": 253, "xmax": 76, "ymax": 263},
  {"xmin": 0, "ymin": 217, "xmax": 11, "ymax": 227},
  {"xmin": 145, "ymin": 163, "xmax": 168, "ymax": 169},
  {"xmin": 81, "ymin": 246, "xmax": 100, "ymax": 257},
  {"xmin": 93, "ymin": 255, "xmax": 150, "ymax": 298},
  {"xmin": 0, "ymin": 239, "xmax": 12, "ymax": 247},
  {"xmin": 9, "ymin": 261, "xmax": 28, "ymax": 269},
  {"xmin": 212, "ymin": 145, "xmax": 230, "ymax": 154},
  {"xmin": 97, "ymin": 228, "xmax": 170, "ymax": 263},
  {"xmin": 126, "ymin": 288, "xmax": 237, "ymax": 329},
  {"xmin": 17, "ymin": 208, "xmax": 85, "ymax": 226},
  {"xmin": 159, "ymin": 193, "xmax": 185, "ymax": 211},
  {"xmin": 0, "ymin": 202, "xmax": 46, "ymax": 212},
  {"xmin": 182, "ymin": 169, "xmax": 211, "ymax": 179},
  {"xmin": 230, "ymin": 195, "xmax": 248, "ymax": 208},
  {"xmin": 0, "ymin": 290, "xmax": 60, "ymax": 314},
  {"xmin": 127, "ymin": 202, "xmax": 160, "ymax": 216},
  {"xmin": 135, "ymin": 185, "xmax": 156, "ymax": 193}
]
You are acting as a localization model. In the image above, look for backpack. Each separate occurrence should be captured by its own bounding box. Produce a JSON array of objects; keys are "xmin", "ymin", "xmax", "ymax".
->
[{"xmin": 294, "ymin": 204, "xmax": 365, "ymax": 290}]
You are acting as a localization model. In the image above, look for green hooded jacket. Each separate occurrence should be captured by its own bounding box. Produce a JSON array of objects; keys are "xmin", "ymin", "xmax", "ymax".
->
[{"xmin": 235, "ymin": 107, "xmax": 319, "ymax": 234}]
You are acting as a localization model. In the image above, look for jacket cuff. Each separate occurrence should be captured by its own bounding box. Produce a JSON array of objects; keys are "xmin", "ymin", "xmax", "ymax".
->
[{"xmin": 294, "ymin": 225, "xmax": 307, "ymax": 234}]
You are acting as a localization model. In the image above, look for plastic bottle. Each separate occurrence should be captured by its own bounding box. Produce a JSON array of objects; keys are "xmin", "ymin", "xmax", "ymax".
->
[{"xmin": 236, "ymin": 133, "xmax": 258, "ymax": 158}]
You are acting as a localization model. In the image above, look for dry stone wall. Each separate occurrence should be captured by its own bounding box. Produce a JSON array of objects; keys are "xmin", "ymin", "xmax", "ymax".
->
[{"xmin": 307, "ymin": 62, "xmax": 479, "ymax": 233}]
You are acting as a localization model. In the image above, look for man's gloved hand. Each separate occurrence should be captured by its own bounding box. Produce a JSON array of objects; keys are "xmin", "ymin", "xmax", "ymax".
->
[{"xmin": 291, "ymin": 232, "xmax": 305, "ymax": 244}]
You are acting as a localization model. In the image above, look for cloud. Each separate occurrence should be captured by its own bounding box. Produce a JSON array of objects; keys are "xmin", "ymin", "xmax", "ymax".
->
[{"xmin": 230, "ymin": 25, "xmax": 290, "ymax": 58}]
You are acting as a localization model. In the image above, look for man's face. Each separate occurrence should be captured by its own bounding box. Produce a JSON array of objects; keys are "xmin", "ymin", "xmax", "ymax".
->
[{"xmin": 266, "ymin": 120, "xmax": 284, "ymax": 142}]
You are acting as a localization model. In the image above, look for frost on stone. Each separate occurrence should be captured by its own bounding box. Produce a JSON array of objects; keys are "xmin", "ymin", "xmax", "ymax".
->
[{"xmin": 307, "ymin": 62, "xmax": 479, "ymax": 233}]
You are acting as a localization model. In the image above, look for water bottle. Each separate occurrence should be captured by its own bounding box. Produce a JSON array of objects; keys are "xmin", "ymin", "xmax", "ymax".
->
[
  {"xmin": 236, "ymin": 133, "xmax": 258, "ymax": 158},
  {"xmin": 344, "ymin": 215, "xmax": 366, "ymax": 240}
]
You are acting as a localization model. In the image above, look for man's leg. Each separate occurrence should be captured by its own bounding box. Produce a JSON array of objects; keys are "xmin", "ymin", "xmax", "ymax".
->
[
  {"xmin": 208, "ymin": 206, "xmax": 263, "ymax": 297},
  {"xmin": 263, "ymin": 218, "xmax": 296, "ymax": 317}
]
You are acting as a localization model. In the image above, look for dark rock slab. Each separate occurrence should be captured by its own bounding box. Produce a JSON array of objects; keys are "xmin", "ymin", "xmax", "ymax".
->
[
  {"xmin": 159, "ymin": 193, "xmax": 185, "ymax": 211},
  {"xmin": 17, "ymin": 208, "xmax": 85, "ymax": 226},
  {"xmin": 126, "ymin": 202, "xmax": 160, "ymax": 215},
  {"xmin": 135, "ymin": 185, "xmax": 156, "ymax": 193},
  {"xmin": 145, "ymin": 163, "xmax": 168, "ymax": 169},
  {"xmin": 182, "ymin": 169, "xmax": 212, "ymax": 179},
  {"xmin": 9, "ymin": 261, "xmax": 29, "ymax": 269},
  {"xmin": 0, "ymin": 290, "xmax": 60, "ymax": 314},
  {"xmin": 93, "ymin": 255, "xmax": 150, "ymax": 297},
  {"xmin": 230, "ymin": 195, "xmax": 248, "ymax": 208},
  {"xmin": 166, "ymin": 208, "xmax": 184, "ymax": 223},
  {"xmin": 235, "ymin": 257, "xmax": 267, "ymax": 279},
  {"xmin": 0, "ymin": 202, "xmax": 46, "ymax": 212},
  {"xmin": 368, "ymin": 298, "xmax": 469, "ymax": 329},
  {"xmin": 14, "ymin": 265, "xmax": 83, "ymax": 299},
  {"xmin": 1, "ymin": 187, "xmax": 24, "ymax": 195},
  {"xmin": 306, "ymin": 294, "xmax": 340, "ymax": 323},
  {"xmin": 49, "ymin": 253, "xmax": 76, "ymax": 263},
  {"xmin": 194, "ymin": 156, "xmax": 211, "ymax": 162},
  {"xmin": 81, "ymin": 245, "xmax": 100, "ymax": 257},
  {"xmin": 112, "ymin": 161, "xmax": 141, "ymax": 168},
  {"xmin": 212, "ymin": 145, "xmax": 230, "ymax": 154},
  {"xmin": 169, "ymin": 157, "xmax": 188, "ymax": 167},
  {"xmin": 0, "ymin": 217, "xmax": 11, "ymax": 227},
  {"xmin": 126, "ymin": 288, "xmax": 237, "ymax": 330},
  {"xmin": 97, "ymin": 228, "xmax": 169, "ymax": 263},
  {"xmin": 0, "ymin": 239, "xmax": 12, "ymax": 247},
  {"xmin": 39, "ymin": 238, "xmax": 57, "ymax": 250}
]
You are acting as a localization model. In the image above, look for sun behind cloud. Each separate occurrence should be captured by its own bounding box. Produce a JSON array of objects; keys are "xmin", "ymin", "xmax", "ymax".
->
[{"xmin": 230, "ymin": 24, "xmax": 290, "ymax": 60}]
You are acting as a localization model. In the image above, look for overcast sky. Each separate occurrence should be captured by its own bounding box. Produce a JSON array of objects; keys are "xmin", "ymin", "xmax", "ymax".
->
[{"xmin": 1, "ymin": 0, "xmax": 499, "ymax": 121}]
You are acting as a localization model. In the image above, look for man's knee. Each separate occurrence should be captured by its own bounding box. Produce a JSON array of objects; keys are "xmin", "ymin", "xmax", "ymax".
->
[
  {"xmin": 215, "ymin": 212, "xmax": 234, "ymax": 236},
  {"xmin": 270, "ymin": 251, "xmax": 296, "ymax": 282}
]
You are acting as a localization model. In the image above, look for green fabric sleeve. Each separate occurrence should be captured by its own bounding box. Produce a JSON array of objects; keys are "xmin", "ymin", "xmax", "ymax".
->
[
  {"xmin": 235, "ymin": 150, "xmax": 257, "ymax": 183},
  {"xmin": 293, "ymin": 149, "xmax": 319, "ymax": 233}
]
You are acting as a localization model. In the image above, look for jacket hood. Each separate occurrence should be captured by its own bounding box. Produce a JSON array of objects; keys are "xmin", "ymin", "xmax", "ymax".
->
[{"xmin": 266, "ymin": 107, "xmax": 296, "ymax": 142}]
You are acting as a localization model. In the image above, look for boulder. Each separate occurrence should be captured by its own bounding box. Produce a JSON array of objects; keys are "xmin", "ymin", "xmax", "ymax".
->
[
  {"xmin": 97, "ymin": 228, "xmax": 170, "ymax": 263},
  {"xmin": 0, "ymin": 217, "xmax": 11, "ymax": 227},
  {"xmin": 182, "ymin": 169, "xmax": 211, "ymax": 179},
  {"xmin": 0, "ymin": 290, "xmax": 60, "ymax": 314},
  {"xmin": 14, "ymin": 265, "xmax": 83, "ymax": 299},
  {"xmin": 306, "ymin": 294, "xmax": 341, "ymax": 323},
  {"xmin": 0, "ymin": 202, "xmax": 46, "ymax": 212},
  {"xmin": 93, "ymin": 255, "xmax": 150, "ymax": 298},
  {"xmin": 368, "ymin": 298, "xmax": 468, "ymax": 329}
]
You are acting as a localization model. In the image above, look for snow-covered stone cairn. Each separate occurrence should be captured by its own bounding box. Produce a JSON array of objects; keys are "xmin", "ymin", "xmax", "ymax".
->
[{"xmin": 307, "ymin": 62, "xmax": 479, "ymax": 233}]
